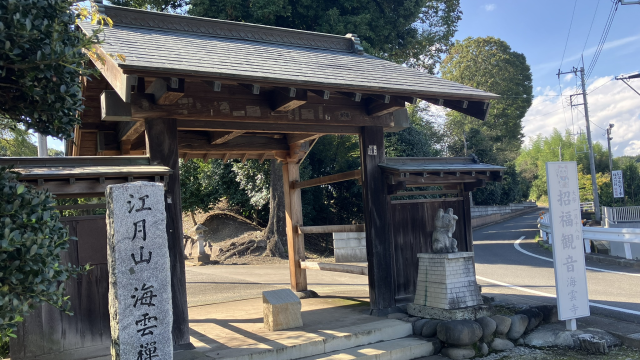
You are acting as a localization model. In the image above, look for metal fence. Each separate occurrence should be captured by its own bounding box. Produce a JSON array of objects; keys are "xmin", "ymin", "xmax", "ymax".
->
[
  {"xmin": 602, "ymin": 206, "xmax": 640, "ymax": 223},
  {"xmin": 538, "ymin": 214, "xmax": 640, "ymax": 260}
]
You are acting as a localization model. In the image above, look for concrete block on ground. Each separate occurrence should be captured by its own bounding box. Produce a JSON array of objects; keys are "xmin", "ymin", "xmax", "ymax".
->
[{"xmin": 263, "ymin": 289, "xmax": 303, "ymax": 331}]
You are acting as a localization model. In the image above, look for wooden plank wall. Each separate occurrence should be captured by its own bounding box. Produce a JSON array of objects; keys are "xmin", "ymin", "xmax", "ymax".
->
[
  {"xmin": 389, "ymin": 198, "xmax": 470, "ymax": 303},
  {"xmin": 10, "ymin": 216, "xmax": 111, "ymax": 360}
]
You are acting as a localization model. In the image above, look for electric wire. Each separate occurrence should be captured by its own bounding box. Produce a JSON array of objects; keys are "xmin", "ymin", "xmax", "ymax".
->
[
  {"xmin": 558, "ymin": 0, "xmax": 579, "ymax": 130},
  {"xmin": 586, "ymin": 0, "xmax": 620, "ymax": 80},
  {"xmin": 581, "ymin": 0, "xmax": 602, "ymax": 62}
]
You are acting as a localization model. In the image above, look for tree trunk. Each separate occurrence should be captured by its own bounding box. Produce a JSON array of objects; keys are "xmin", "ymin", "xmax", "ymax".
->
[
  {"xmin": 264, "ymin": 159, "xmax": 288, "ymax": 257},
  {"xmin": 190, "ymin": 210, "xmax": 197, "ymax": 226}
]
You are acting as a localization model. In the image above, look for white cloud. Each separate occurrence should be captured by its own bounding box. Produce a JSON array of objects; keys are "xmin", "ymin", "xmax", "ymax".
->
[
  {"xmin": 522, "ymin": 75, "xmax": 640, "ymax": 157},
  {"xmin": 483, "ymin": 4, "xmax": 496, "ymax": 11},
  {"xmin": 563, "ymin": 73, "xmax": 574, "ymax": 82}
]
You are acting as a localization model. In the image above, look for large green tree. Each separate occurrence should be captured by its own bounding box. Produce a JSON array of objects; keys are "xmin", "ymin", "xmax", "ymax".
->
[
  {"xmin": 0, "ymin": 0, "xmax": 109, "ymax": 139},
  {"xmin": 440, "ymin": 36, "xmax": 533, "ymax": 164}
]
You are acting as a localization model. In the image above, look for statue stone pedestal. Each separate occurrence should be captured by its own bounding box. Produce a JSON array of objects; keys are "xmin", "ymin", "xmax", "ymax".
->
[{"xmin": 408, "ymin": 252, "xmax": 489, "ymax": 320}]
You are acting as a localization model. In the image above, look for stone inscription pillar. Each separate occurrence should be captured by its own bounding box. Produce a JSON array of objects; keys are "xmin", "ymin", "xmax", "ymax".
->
[{"xmin": 106, "ymin": 182, "xmax": 173, "ymax": 360}]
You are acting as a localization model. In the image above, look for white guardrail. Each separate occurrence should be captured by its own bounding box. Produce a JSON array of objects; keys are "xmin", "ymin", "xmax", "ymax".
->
[
  {"xmin": 538, "ymin": 212, "xmax": 640, "ymax": 260},
  {"xmin": 604, "ymin": 205, "xmax": 640, "ymax": 223}
]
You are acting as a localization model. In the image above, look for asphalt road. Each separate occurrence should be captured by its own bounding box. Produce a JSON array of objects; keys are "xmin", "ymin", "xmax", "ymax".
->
[
  {"xmin": 185, "ymin": 210, "xmax": 640, "ymax": 324},
  {"xmin": 474, "ymin": 210, "xmax": 640, "ymax": 324}
]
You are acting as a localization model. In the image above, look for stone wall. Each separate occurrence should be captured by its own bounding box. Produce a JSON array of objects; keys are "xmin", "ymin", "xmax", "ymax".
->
[{"xmin": 333, "ymin": 232, "xmax": 367, "ymax": 263}]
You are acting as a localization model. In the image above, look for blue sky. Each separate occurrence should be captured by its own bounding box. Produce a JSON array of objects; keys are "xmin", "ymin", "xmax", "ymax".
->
[{"xmin": 454, "ymin": 0, "xmax": 640, "ymax": 156}]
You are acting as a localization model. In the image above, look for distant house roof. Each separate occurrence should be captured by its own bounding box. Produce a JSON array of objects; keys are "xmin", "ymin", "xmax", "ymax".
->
[{"xmin": 80, "ymin": 5, "xmax": 498, "ymax": 102}]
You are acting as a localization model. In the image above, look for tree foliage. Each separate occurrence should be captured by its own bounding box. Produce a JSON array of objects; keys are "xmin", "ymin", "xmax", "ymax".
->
[
  {"xmin": 110, "ymin": 0, "xmax": 187, "ymax": 13},
  {"xmin": 0, "ymin": 119, "xmax": 36, "ymax": 157},
  {"xmin": 0, "ymin": 169, "xmax": 88, "ymax": 340},
  {"xmin": 0, "ymin": 0, "xmax": 109, "ymax": 139},
  {"xmin": 441, "ymin": 36, "xmax": 533, "ymax": 164},
  {"xmin": 516, "ymin": 128, "xmax": 612, "ymax": 204}
]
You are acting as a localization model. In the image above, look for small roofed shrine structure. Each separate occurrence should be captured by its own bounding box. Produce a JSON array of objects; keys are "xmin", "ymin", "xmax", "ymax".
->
[
  {"xmin": 381, "ymin": 157, "xmax": 505, "ymax": 304},
  {"xmin": 7, "ymin": 3, "xmax": 505, "ymax": 354}
]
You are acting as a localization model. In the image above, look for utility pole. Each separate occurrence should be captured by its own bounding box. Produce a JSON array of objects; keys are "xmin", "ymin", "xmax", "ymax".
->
[
  {"xmin": 559, "ymin": 144, "xmax": 562, "ymax": 161},
  {"xmin": 37, "ymin": 133, "xmax": 48, "ymax": 157},
  {"xmin": 558, "ymin": 66, "xmax": 601, "ymax": 221},
  {"xmin": 606, "ymin": 124, "xmax": 614, "ymax": 174}
]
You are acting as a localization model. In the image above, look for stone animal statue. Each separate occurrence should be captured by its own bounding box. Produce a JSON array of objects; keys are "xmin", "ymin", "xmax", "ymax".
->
[{"xmin": 432, "ymin": 208, "xmax": 459, "ymax": 253}]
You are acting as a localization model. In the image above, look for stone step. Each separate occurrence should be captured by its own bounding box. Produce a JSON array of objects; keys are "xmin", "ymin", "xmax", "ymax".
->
[
  {"xmin": 299, "ymin": 338, "xmax": 435, "ymax": 360},
  {"xmin": 204, "ymin": 319, "xmax": 413, "ymax": 360}
]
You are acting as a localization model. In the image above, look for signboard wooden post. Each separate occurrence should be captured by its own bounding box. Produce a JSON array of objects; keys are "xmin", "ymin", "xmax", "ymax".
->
[
  {"xmin": 546, "ymin": 162, "xmax": 590, "ymax": 331},
  {"xmin": 612, "ymin": 170, "xmax": 624, "ymax": 198}
]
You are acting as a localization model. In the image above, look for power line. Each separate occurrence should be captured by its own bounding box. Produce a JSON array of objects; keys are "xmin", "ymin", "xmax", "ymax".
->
[
  {"xmin": 588, "ymin": 78, "xmax": 614, "ymax": 94},
  {"xmin": 581, "ymin": 0, "xmax": 602, "ymax": 60},
  {"xmin": 559, "ymin": 0, "xmax": 579, "ymax": 71},
  {"xmin": 586, "ymin": 0, "xmax": 620, "ymax": 80}
]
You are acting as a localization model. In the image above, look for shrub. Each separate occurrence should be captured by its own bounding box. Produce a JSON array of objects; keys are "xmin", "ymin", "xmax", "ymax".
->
[{"xmin": 0, "ymin": 168, "xmax": 88, "ymax": 340}]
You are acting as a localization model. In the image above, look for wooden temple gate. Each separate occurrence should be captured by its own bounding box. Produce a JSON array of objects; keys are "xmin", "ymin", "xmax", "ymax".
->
[{"xmin": 7, "ymin": 3, "xmax": 504, "ymax": 358}]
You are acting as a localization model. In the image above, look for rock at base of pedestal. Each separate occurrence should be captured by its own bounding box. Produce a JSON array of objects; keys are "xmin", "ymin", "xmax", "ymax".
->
[
  {"xmin": 263, "ymin": 289, "xmax": 303, "ymax": 331},
  {"xmin": 407, "ymin": 303, "xmax": 490, "ymax": 321}
]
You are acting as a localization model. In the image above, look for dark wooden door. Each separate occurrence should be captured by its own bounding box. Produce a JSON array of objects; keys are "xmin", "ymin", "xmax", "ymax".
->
[{"xmin": 389, "ymin": 199, "xmax": 469, "ymax": 303}]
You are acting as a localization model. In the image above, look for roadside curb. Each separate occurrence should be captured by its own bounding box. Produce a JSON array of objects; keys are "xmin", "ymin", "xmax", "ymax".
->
[
  {"xmin": 584, "ymin": 252, "xmax": 640, "ymax": 269},
  {"xmin": 609, "ymin": 330, "xmax": 640, "ymax": 349},
  {"xmin": 472, "ymin": 207, "xmax": 541, "ymax": 230}
]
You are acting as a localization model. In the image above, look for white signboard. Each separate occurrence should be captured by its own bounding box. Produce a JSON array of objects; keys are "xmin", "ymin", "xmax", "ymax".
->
[
  {"xmin": 612, "ymin": 170, "xmax": 624, "ymax": 198},
  {"xmin": 546, "ymin": 162, "xmax": 590, "ymax": 320}
]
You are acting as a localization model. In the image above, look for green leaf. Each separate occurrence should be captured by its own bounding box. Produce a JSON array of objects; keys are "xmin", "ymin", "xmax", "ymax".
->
[
  {"xmin": 29, "ymin": 244, "xmax": 37, "ymax": 256},
  {"xmin": 17, "ymin": 184, "xmax": 25, "ymax": 194}
]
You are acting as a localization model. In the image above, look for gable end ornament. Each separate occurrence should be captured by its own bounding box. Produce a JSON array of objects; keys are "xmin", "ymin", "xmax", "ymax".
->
[{"xmin": 346, "ymin": 33, "xmax": 365, "ymax": 55}]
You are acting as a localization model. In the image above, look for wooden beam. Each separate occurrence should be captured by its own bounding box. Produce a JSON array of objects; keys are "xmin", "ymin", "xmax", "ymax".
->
[
  {"xmin": 127, "ymin": 92, "xmax": 394, "ymax": 127},
  {"xmin": 239, "ymin": 83, "xmax": 260, "ymax": 94},
  {"xmin": 86, "ymin": 44, "xmax": 136, "ymax": 102},
  {"xmin": 208, "ymin": 131, "xmax": 245, "ymax": 144},
  {"xmin": 292, "ymin": 169, "xmax": 361, "ymax": 190},
  {"xmin": 338, "ymin": 92, "xmax": 362, "ymax": 102},
  {"xmin": 117, "ymin": 121, "xmax": 145, "ymax": 142},
  {"xmin": 360, "ymin": 126, "xmax": 395, "ymax": 314},
  {"xmin": 391, "ymin": 190, "xmax": 460, "ymax": 197},
  {"xmin": 146, "ymin": 78, "xmax": 185, "ymax": 105},
  {"xmin": 365, "ymin": 96, "xmax": 405, "ymax": 117},
  {"xmin": 422, "ymin": 97, "xmax": 491, "ymax": 121},
  {"xmin": 101, "ymin": 91, "xmax": 132, "ymax": 121},
  {"xmin": 259, "ymin": 153, "xmax": 268, "ymax": 163},
  {"xmin": 177, "ymin": 120, "xmax": 363, "ymax": 135},
  {"xmin": 241, "ymin": 153, "xmax": 248, "ymax": 163},
  {"xmin": 222, "ymin": 153, "xmax": 231, "ymax": 163},
  {"xmin": 283, "ymin": 161, "xmax": 307, "ymax": 292},
  {"xmin": 308, "ymin": 89, "xmax": 330, "ymax": 100},
  {"xmin": 270, "ymin": 88, "xmax": 307, "ymax": 112},
  {"xmin": 300, "ymin": 261, "xmax": 367, "ymax": 276},
  {"xmin": 178, "ymin": 132, "xmax": 289, "ymax": 153},
  {"xmin": 145, "ymin": 118, "xmax": 190, "ymax": 346},
  {"xmin": 298, "ymin": 224, "xmax": 365, "ymax": 234},
  {"xmin": 286, "ymin": 133, "xmax": 321, "ymax": 144},
  {"xmin": 391, "ymin": 197, "xmax": 463, "ymax": 205}
]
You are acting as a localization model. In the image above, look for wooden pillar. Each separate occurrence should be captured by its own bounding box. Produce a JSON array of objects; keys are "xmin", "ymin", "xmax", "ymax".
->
[
  {"xmin": 145, "ymin": 118, "xmax": 192, "ymax": 348},
  {"xmin": 360, "ymin": 126, "xmax": 395, "ymax": 315},
  {"xmin": 463, "ymin": 190, "xmax": 473, "ymax": 253},
  {"xmin": 283, "ymin": 160, "xmax": 307, "ymax": 292}
]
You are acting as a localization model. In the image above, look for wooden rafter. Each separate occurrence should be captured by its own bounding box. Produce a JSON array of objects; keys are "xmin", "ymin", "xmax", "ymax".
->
[{"xmin": 208, "ymin": 131, "xmax": 245, "ymax": 144}]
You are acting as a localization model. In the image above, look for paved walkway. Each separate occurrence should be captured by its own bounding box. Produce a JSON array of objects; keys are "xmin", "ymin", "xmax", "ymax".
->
[{"xmin": 185, "ymin": 263, "xmax": 369, "ymax": 306}]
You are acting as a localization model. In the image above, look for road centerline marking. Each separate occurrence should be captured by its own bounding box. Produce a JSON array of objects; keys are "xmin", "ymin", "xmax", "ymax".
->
[
  {"xmin": 514, "ymin": 237, "xmax": 640, "ymax": 277},
  {"xmin": 476, "ymin": 275, "xmax": 640, "ymax": 316}
]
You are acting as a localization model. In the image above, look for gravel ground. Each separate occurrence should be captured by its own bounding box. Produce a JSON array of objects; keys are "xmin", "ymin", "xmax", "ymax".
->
[{"xmin": 474, "ymin": 345, "xmax": 639, "ymax": 360}]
